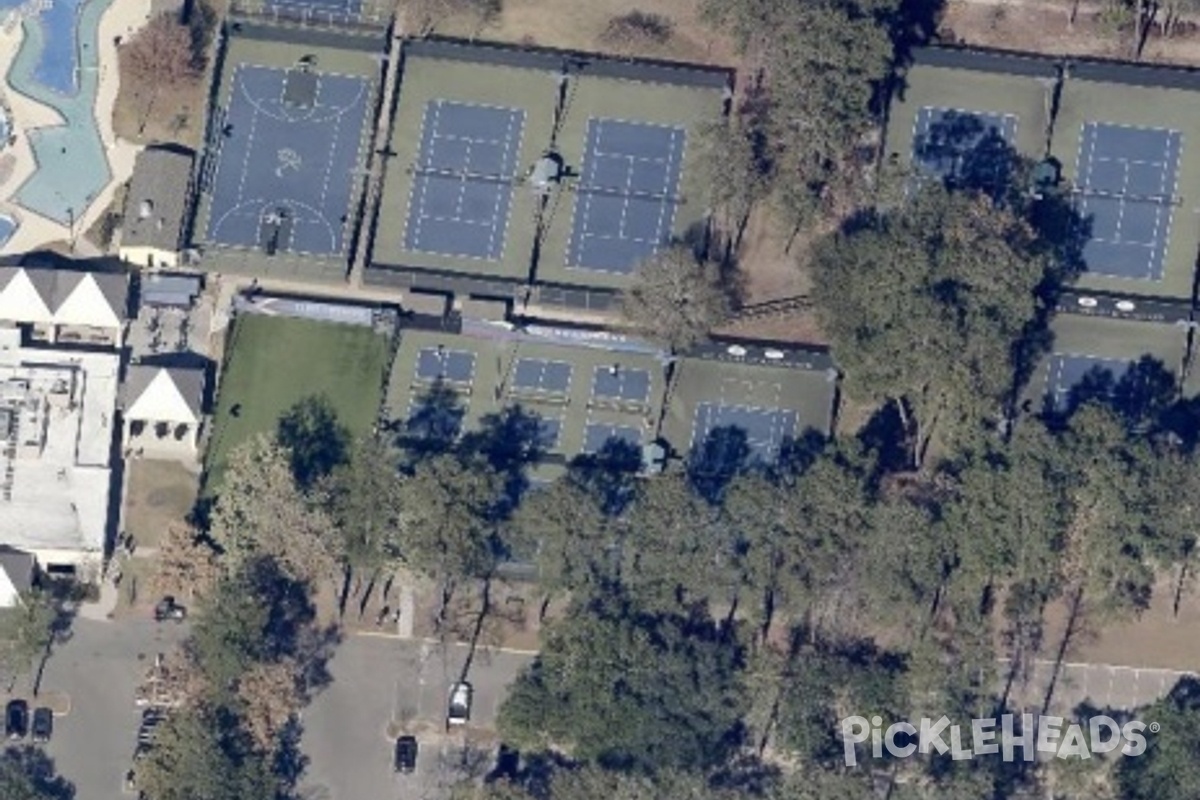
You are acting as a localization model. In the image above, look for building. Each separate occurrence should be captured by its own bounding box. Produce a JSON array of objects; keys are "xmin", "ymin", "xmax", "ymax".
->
[
  {"xmin": 121, "ymin": 364, "xmax": 206, "ymax": 460},
  {"xmin": 0, "ymin": 264, "xmax": 129, "ymax": 347},
  {"xmin": 120, "ymin": 146, "xmax": 195, "ymax": 269},
  {"xmin": 0, "ymin": 327, "xmax": 119, "ymax": 579},
  {"xmin": 0, "ymin": 547, "xmax": 35, "ymax": 608}
]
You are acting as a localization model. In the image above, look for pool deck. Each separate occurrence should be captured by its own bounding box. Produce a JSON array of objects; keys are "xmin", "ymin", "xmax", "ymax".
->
[{"xmin": 0, "ymin": 0, "xmax": 149, "ymax": 255}]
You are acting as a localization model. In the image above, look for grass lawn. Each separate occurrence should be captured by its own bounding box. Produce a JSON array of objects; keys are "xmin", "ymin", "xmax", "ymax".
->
[{"xmin": 204, "ymin": 315, "xmax": 389, "ymax": 491}]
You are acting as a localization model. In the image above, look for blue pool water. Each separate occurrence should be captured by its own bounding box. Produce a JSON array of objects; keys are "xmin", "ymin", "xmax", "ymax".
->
[
  {"xmin": 35, "ymin": 0, "xmax": 87, "ymax": 95},
  {"xmin": 0, "ymin": 214, "xmax": 16, "ymax": 248},
  {"xmin": 5, "ymin": 0, "xmax": 114, "ymax": 225}
]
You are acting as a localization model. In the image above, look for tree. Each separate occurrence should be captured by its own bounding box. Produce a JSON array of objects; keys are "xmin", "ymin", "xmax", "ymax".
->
[
  {"xmin": 621, "ymin": 245, "xmax": 733, "ymax": 353},
  {"xmin": 208, "ymin": 434, "xmax": 339, "ymax": 584},
  {"xmin": 236, "ymin": 658, "xmax": 304, "ymax": 753},
  {"xmin": 506, "ymin": 474, "xmax": 615, "ymax": 599},
  {"xmin": 1118, "ymin": 677, "xmax": 1200, "ymax": 799},
  {"xmin": 618, "ymin": 472, "xmax": 735, "ymax": 614},
  {"xmin": 811, "ymin": 186, "xmax": 1050, "ymax": 467},
  {"xmin": 121, "ymin": 12, "xmax": 202, "ymax": 134},
  {"xmin": 498, "ymin": 600, "xmax": 748, "ymax": 772},
  {"xmin": 395, "ymin": 453, "xmax": 503, "ymax": 629},
  {"xmin": 0, "ymin": 746, "xmax": 74, "ymax": 800},
  {"xmin": 702, "ymin": 0, "xmax": 896, "ymax": 231},
  {"xmin": 135, "ymin": 707, "xmax": 276, "ymax": 800},
  {"xmin": 323, "ymin": 435, "xmax": 404, "ymax": 612},
  {"xmin": 151, "ymin": 523, "xmax": 220, "ymax": 601},
  {"xmin": 187, "ymin": 558, "xmax": 320, "ymax": 698},
  {"xmin": 0, "ymin": 591, "xmax": 60, "ymax": 693}
]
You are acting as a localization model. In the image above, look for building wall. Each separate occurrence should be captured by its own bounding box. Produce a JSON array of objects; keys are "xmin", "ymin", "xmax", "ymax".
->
[{"xmin": 119, "ymin": 245, "xmax": 180, "ymax": 270}]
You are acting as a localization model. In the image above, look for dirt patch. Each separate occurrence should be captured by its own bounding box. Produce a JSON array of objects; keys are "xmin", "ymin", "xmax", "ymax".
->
[
  {"xmin": 123, "ymin": 460, "xmax": 201, "ymax": 550},
  {"xmin": 1037, "ymin": 572, "xmax": 1200, "ymax": 672},
  {"xmin": 943, "ymin": 0, "xmax": 1200, "ymax": 66},
  {"xmin": 112, "ymin": 71, "xmax": 209, "ymax": 148},
  {"xmin": 425, "ymin": 0, "xmax": 736, "ymax": 65}
]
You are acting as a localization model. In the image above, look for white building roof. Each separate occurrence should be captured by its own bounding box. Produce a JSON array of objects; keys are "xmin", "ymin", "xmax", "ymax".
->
[
  {"xmin": 123, "ymin": 366, "xmax": 204, "ymax": 425},
  {"xmin": 0, "ymin": 266, "xmax": 128, "ymax": 331},
  {"xmin": 0, "ymin": 332, "xmax": 118, "ymax": 559}
]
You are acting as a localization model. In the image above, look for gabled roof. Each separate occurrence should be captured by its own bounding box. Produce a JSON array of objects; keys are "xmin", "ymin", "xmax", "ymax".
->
[
  {"xmin": 122, "ymin": 365, "xmax": 205, "ymax": 424},
  {"xmin": 0, "ymin": 266, "xmax": 129, "ymax": 328},
  {"xmin": 0, "ymin": 547, "xmax": 35, "ymax": 606},
  {"xmin": 122, "ymin": 147, "xmax": 195, "ymax": 252}
]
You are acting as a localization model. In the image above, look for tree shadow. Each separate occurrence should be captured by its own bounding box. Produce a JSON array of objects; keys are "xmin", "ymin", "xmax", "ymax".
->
[
  {"xmin": 460, "ymin": 405, "xmax": 554, "ymax": 512},
  {"xmin": 0, "ymin": 745, "xmax": 76, "ymax": 799},
  {"xmin": 912, "ymin": 110, "xmax": 1021, "ymax": 200},
  {"xmin": 567, "ymin": 438, "xmax": 643, "ymax": 515},
  {"xmin": 687, "ymin": 425, "xmax": 752, "ymax": 503},
  {"xmin": 393, "ymin": 378, "xmax": 466, "ymax": 460},
  {"xmin": 277, "ymin": 395, "xmax": 350, "ymax": 489},
  {"xmin": 1049, "ymin": 356, "xmax": 1177, "ymax": 431},
  {"xmin": 856, "ymin": 402, "xmax": 911, "ymax": 480}
]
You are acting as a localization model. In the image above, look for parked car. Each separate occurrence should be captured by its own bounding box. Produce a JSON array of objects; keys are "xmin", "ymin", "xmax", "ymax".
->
[
  {"xmin": 153, "ymin": 597, "xmax": 186, "ymax": 622},
  {"xmin": 393, "ymin": 735, "xmax": 418, "ymax": 773},
  {"xmin": 447, "ymin": 682, "xmax": 472, "ymax": 727},
  {"xmin": 5, "ymin": 699, "xmax": 28, "ymax": 740},
  {"xmin": 31, "ymin": 707, "xmax": 52, "ymax": 743}
]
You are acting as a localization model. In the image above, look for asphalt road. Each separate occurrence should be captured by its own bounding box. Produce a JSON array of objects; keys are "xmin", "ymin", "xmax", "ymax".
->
[
  {"xmin": 36, "ymin": 617, "xmax": 189, "ymax": 800},
  {"xmin": 299, "ymin": 633, "xmax": 534, "ymax": 800}
]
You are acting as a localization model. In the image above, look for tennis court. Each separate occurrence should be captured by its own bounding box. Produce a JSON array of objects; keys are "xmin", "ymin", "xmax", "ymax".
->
[
  {"xmin": 265, "ymin": 0, "xmax": 362, "ymax": 14},
  {"xmin": 415, "ymin": 346, "xmax": 477, "ymax": 385},
  {"xmin": 1073, "ymin": 122, "xmax": 1182, "ymax": 281},
  {"xmin": 205, "ymin": 63, "xmax": 370, "ymax": 256},
  {"xmin": 591, "ymin": 365, "xmax": 652, "ymax": 404},
  {"xmin": 404, "ymin": 100, "xmax": 524, "ymax": 260},
  {"xmin": 583, "ymin": 421, "xmax": 642, "ymax": 453},
  {"xmin": 911, "ymin": 106, "xmax": 1017, "ymax": 186},
  {"xmin": 567, "ymin": 118, "xmax": 685, "ymax": 273},
  {"xmin": 1045, "ymin": 353, "xmax": 1133, "ymax": 410},
  {"xmin": 689, "ymin": 402, "xmax": 798, "ymax": 464},
  {"xmin": 511, "ymin": 358, "xmax": 573, "ymax": 395}
]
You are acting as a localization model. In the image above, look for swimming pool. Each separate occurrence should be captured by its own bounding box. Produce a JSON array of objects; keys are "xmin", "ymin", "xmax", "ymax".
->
[
  {"xmin": 5, "ymin": 0, "xmax": 113, "ymax": 225},
  {"xmin": 0, "ymin": 214, "xmax": 16, "ymax": 247},
  {"xmin": 3, "ymin": 0, "xmax": 87, "ymax": 96}
]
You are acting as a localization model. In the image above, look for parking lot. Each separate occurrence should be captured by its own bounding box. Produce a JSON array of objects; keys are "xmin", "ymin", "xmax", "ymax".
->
[
  {"xmin": 1001, "ymin": 657, "xmax": 1192, "ymax": 715},
  {"xmin": 300, "ymin": 634, "xmax": 534, "ymax": 800},
  {"xmin": 36, "ymin": 618, "xmax": 189, "ymax": 800}
]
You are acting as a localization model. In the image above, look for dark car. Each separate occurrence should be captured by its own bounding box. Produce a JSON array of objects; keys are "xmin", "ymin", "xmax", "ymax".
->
[
  {"xmin": 31, "ymin": 707, "xmax": 52, "ymax": 743},
  {"xmin": 154, "ymin": 597, "xmax": 186, "ymax": 622},
  {"xmin": 394, "ymin": 735, "xmax": 418, "ymax": 774},
  {"xmin": 5, "ymin": 699, "xmax": 28, "ymax": 740}
]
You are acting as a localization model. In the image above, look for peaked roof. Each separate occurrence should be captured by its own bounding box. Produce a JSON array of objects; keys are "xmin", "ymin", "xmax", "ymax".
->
[
  {"xmin": 0, "ymin": 269, "xmax": 53, "ymax": 323},
  {"xmin": 0, "ymin": 266, "xmax": 128, "ymax": 327},
  {"xmin": 0, "ymin": 548, "xmax": 35, "ymax": 600},
  {"xmin": 123, "ymin": 365, "xmax": 205, "ymax": 424}
]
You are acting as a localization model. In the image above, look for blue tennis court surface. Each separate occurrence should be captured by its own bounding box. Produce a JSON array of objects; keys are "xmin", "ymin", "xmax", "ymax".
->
[
  {"xmin": 912, "ymin": 107, "xmax": 1017, "ymax": 185},
  {"xmin": 415, "ymin": 347, "xmax": 476, "ymax": 384},
  {"xmin": 584, "ymin": 422, "xmax": 642, "ymax": 453},
  {"xmin": 1074, "ymin": 122, "xmax": 1181, "ymax": 280},
  {"xmin": 404, "ymin": 101, "xmax": 523, "ymax": 259},
  {"xmin": 512, "ymin": 358, "xmax": 572, "ymax": 394},
  {"xmin": 1045, "ymin": 353, "xmax": 1132, "ymax": 409},
  {"xmin": 205, "ymin": 64, "xmax": 369, "ymax": 256},
  {"xmin": 266, "ymin": 0, "xmax": 362, "ymax": 16},
  {"xmin": 567, "ymin": 119, "xmax": 685, "ymax": 273},
  {"xmin": 690, "ymin": 402, "xmax": 797, "ymax": 464},
  {"xmin": 591, "ymin": 365, "xmax": 651, "ymax": 403},
  {"xmin": 533, "ymin": 413, "xmax": 563, "ymax": 449}
]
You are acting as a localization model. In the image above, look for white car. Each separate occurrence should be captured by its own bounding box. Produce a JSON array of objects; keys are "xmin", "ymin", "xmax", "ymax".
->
[{"xmin": 447, "ymin": 682, "xmax": 472, "ymax": 727}]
